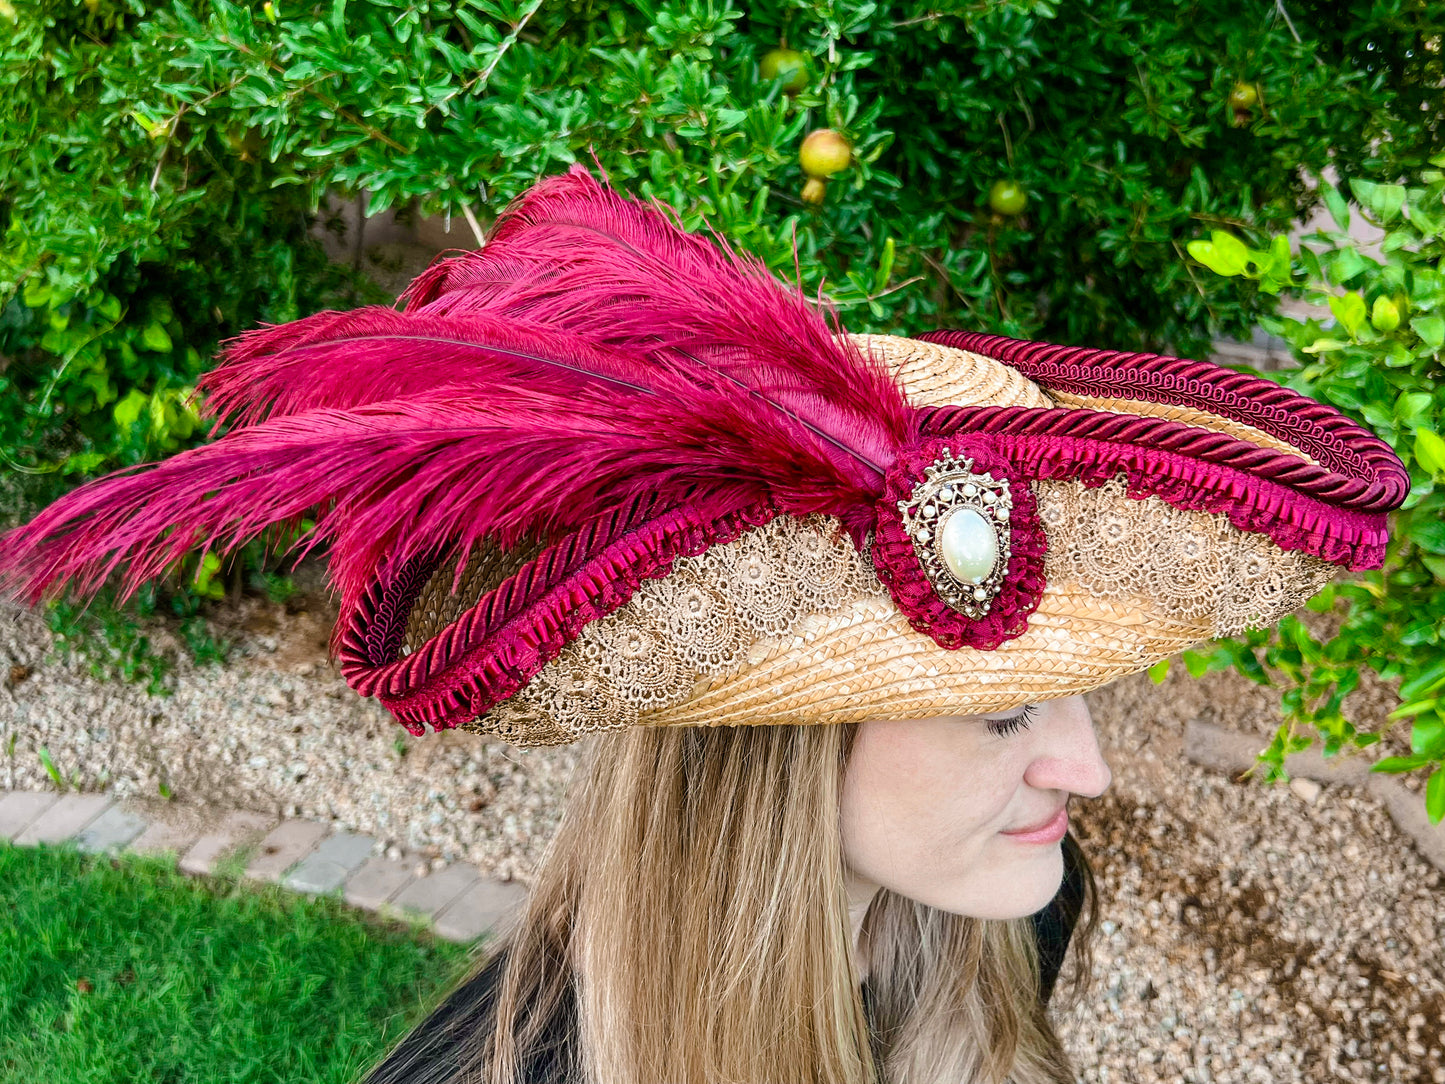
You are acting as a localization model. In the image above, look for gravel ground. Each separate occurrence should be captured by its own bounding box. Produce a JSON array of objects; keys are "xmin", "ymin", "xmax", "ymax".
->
[
  {"xmin": 1, "ymin": 583, "xmax": 1441, "ymax": 1080},
  {"xmin": 0, "ymin": 584, "xmax": 575, "ymax": 882},
  {"xmin": 1062, "ymin": 670, "xmax": 1444, "ymax": 1083}
]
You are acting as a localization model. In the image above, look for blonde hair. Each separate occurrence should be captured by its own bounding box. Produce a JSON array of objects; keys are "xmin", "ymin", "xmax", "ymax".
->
[{"xmin": 410, "ymin": 722, "xmax": 1082, "ymax": 1083}]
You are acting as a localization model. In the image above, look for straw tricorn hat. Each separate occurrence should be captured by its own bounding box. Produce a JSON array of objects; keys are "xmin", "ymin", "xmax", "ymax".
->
[{"xmin": 0, "ymin": 168, "xmax": 1408, "ymax": 746}]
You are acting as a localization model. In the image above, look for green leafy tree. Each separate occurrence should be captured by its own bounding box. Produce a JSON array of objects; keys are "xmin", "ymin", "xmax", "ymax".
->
[
  {"xmin": 6, "ymin": 0, "xmax": 1443, "ymax": 479},
  {"xmin": 1185, "ymin": 168, "xmax": 1445, "ymax": 823}
]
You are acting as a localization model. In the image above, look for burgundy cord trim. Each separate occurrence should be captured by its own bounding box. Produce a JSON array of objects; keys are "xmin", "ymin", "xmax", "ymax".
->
[
  {"xmin": 338, "ymin": 497, "xmax": 777, "ymax": 734},
  {"xmin": 920, "ymin": 409, "xmax": 1391, "ymax": 570},
  {"xmin": 360, "ymin": 553, "xmax": 434, "ymax": 666},
  {"xmin": 920, "ymin": 403, "xmax": 1402, "ymax": 511},
  {"xmin": 341, "ymin": 489, "xmax": 678, "ymax": 675},
  {"xmin": 918, "ymin": 330, "xmax": 1410, "ymax": 509}
]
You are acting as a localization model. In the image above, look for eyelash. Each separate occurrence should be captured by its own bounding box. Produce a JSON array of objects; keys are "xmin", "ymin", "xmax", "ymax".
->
[{"xmin": 986, "ymin": 703, "xmax": 1039, "ymax": 737}]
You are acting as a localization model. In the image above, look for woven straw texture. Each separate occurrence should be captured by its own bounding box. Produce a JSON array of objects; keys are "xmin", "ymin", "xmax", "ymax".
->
[{"xmin": 639, "ymin": 335, "xmax": 1325, "ymax": 727}]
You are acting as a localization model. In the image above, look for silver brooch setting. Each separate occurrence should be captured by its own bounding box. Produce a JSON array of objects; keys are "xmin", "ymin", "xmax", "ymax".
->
[{"xmin": 896, "ymin": 448, "xmax": 1013, "ymax": 618}]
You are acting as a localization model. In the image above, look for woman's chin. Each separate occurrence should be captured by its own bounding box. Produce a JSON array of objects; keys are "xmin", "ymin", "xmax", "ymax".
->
[{"xmin": 923, "ymin": 843, "xmax": 1066, "ymax": 921}]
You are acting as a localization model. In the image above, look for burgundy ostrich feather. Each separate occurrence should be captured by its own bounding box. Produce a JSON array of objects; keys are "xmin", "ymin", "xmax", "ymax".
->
[
  {"xmin": 400, "ymin": 165, "xmax": 913, "ymax": 479},
  {"xmin": 200, "ymin": 309, "xmax": 664, "ymax": 430},
  {"xmin": 0, "ymin": 169, "xmax": 919, "ymax": 615},
  {"xmin": 197, "ymin": 166, "xmax": 913, "ymax": 518},
  {"xmin": 0, "ymin": 367, "xmax": 898, "ymax": 615}
]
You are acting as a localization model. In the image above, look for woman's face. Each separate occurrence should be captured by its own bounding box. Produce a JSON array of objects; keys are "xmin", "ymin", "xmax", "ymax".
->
[{"xmin": 840, "ymin": 695, "xmax": 1110, "ymax": 920}]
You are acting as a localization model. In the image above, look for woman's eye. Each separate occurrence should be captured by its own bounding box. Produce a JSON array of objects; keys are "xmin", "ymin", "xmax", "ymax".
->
[{"xmin": 986, "ymin": 703, "xmax": 1038, "ymax": 737}]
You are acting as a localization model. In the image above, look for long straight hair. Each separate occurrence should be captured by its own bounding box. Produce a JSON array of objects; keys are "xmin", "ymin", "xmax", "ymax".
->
[{"xmin": 375, "ymin": 721, "xmax": 1087, "ymax": 1083}]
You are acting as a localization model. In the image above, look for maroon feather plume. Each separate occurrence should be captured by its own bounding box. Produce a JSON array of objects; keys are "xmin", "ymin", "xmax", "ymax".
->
[
  {"xmin": 399, "ymin": 166, "xmax": 912, "ymax": 475},
  {"xmin": 199, "ymin": 310, "xmax": 665, "ymax": 429},
  {"xmin": 0, "ymin": 168, "xmax": 916, "ymax": 616}
]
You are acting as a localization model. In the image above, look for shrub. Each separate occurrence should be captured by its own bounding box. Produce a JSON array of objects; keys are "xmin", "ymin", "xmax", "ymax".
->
[
  {"xmin": 1184, "ymin": 169, "xmax": 1445, "ymax": 823},
  {"xmin": 6, "ymin": 0, "xmax": 1444, "ymax": 477}
]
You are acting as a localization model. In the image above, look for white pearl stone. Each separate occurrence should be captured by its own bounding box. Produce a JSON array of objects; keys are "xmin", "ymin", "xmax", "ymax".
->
[{"xmin": 940, "ymin": 509, "xmax": 998, "ymax": 584}]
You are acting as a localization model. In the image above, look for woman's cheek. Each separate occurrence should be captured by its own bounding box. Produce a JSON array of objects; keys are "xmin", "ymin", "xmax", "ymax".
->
[{"xmin": 866, "ymin": 725, "xmax": 1025, "ymax": 837}]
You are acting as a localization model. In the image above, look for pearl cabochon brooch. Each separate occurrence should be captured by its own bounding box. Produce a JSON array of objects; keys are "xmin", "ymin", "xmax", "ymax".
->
[{"xmin": 896, "ymin": 449, "xmax": 1013, "ymax": 619}]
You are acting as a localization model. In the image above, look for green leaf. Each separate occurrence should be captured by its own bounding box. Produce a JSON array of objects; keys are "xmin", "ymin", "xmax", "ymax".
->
[
  {"xmin": 872, "ymin": 236, "xmax": 895, "ymax": 294},
  {"xmin": 1381, "ymin": 230, "xmax": 1413, "ymax": 254},
  {"xmin": 113, "ymin": 389, "xmax": 148, "ymax": 430},
  {"xmin": 1352, "ymin": 179, "xmax": 1407, "ymax": 223},
  {"xmin": 94, "ymin": 293, "xmax": 123, "ymax": 322},
  {"xmin": 1428, "ymin": 767, "xmax": 1445, "ymax": 825},
  {"xmin": 1371, "ymin": 295, "xmax": 1402, "ymax": 331},
  {"xmin": 1401, "ymin": 620, "xmax": 1441, "ymax": 647},
  {"xmin": 37, "ymin": 746, "xmax": 66, "ymax": 790},
  {"xmin": 1395, "ymin": 391, "xmax": 1433, "ymax": 427},
  {"xmin": 1327, "ymin": 248, "xmax": 1369, "ymax": 284},
  {"xmin": 1372, "ymin": 754, "xmax": 1432, "ymax": 773},
  {"xmin": 1411, "ymin": 315, "xmax": 1445, "ymax": 350},
  {"xmin": 1323, "ymin": 184, "xmax": 1350, "ymax": 231},
  {"xmin": 61, "ymin": 451, "xmax": 108, "ymax": 475},
  {"xmin": 1412, "ymin": 518, "xmax": 1445, "ymax": 554},
  {"xmin": 1258, "ymin": 233, "xmax": 1294, "ymax": 293},
  {"xmin": 22, "ymin": 279, "xmax": 53, "ymax": 308},
  {"xmin": 1400, "ymin": 657, "xmax": 1445, "ymax": 701},
  {"xmin": 1416, "ymin": 430, "xmax": 1445, "ymax": 475},
  {"xmin": 140, "ymin": 322, "xmax": 173, "ymax": 353},
  {"xmin": 1328, "ymin": 292, "xmax": 1367, "ymax": 338},
  {"xmin": 1188, "ymin": 231, "xmax": 1252, "ymax": 277},
  {"xmin": 1301, "ymin": 338, "xmax": 1349, "ymax": 354},
  {"xmin": 1147, "ymin": 658, "xmax": 1170, "ymax": 684},
  {"xmin": 1410, "ymin": 716, "xmax": 1445, "ymax": 756},
  {"xmin": 1383, "ymin": 341, "xmax": 1416, "ymax": 367}
]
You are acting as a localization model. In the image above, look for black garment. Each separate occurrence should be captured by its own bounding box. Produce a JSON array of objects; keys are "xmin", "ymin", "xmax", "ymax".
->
[
  {"xmin": 1032, "ymin": 831, "xmax": 1088, "ymax": 1004},
  {"xmin": 363, "ymin": 956, "xmax": 579, "ymax": 1084},
  {"xmin": 365, "ymin": 839, "xmax": 1087, "ymax": 1084}
]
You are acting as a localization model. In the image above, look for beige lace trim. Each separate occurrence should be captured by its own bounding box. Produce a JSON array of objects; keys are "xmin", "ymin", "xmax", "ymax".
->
[
  {"xmin": 468, "ymin": 515, "xmax": 880, "ymax": 745},
  {"xmin": 1036, "ymin": 476, "xmax": 1335, "ymax": 636},
  {"xmin": 463, "ymin": 479, "xmax": 1336, "ymax": 744}
]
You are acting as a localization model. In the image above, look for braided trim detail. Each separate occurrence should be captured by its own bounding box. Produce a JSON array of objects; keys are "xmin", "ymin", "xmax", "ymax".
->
[
  {"xmin": 918, "ymin": 329, "xmax": 1409, "ymax": 511},
  {"xmin": 338, "ymin": 497, "xmax": 777, "ymax": 733},
  {"xmin": 919, "ymin": 406, "xmax": 1390, "ymax": 570},
  {"xmin": 339, "ymin": 490, "xmax": 680, "ymax": 672}
]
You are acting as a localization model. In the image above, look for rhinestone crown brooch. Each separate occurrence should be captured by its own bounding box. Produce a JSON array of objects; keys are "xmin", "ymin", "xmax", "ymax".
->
[{"xmin": 896, "ymin": 449, "xmax": 1013, "ymax": 619}]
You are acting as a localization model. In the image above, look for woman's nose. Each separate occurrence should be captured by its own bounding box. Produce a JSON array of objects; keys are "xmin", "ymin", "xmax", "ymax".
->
[{"xmin": 1022, "ymin": 695, "xmax": 1113, "ymax": 798}]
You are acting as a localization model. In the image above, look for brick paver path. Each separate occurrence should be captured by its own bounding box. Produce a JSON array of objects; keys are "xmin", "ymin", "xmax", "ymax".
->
[{"xmin": 0, "ymin": 788, "xmax": 525, "ymax": 942}]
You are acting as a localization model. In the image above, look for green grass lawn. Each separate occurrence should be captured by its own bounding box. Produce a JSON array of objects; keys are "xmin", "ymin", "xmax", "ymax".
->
[{"xmin": 0, "ymin": 841, "xmax": 475, "ymax": 1084}]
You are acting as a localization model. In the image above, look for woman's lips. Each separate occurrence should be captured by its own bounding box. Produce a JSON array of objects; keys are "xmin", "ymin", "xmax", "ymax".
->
[{"xmin": 1000, "ymin": 806, "xmax": 1069, "ymax": 844}]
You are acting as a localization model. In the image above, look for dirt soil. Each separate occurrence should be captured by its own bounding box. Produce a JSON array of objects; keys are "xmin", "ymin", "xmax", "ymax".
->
[{"xmin": 1, "ymin": 582, "xmax": 1441, "ymax": 1082}]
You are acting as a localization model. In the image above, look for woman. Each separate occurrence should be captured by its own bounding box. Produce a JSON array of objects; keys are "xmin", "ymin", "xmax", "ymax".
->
[
  {"xmin": 366, "ymin": 704, "xmax": 1105, "ymax": 1084},
  {"xmin": 0, "ymin": 167, "xmax": 1407, "ymax": 1083}
]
